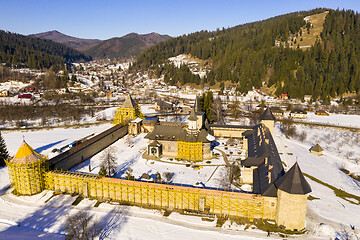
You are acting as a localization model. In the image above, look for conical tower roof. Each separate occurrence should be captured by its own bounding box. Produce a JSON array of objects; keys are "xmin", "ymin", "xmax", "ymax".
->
[
  {"xmin": 274, "ymin": 162, "xmax": 311, "ymax": 195},
  {"xmin": 121, "ymin": 94, "xmax": 137, "ymax": 108},
  {"xmin": 12, "ymin": 141, "xmax": 43, "ymax": 164},
  {"xmin": 194, "ymin": 96, "xmax": 201, "ymax": 112},
  {"xmin": 259, "ymin": 107, "xmax": 276, "ymax": 121},
  {"xmin": 311, "ymin": 143, "xmax": 323, "ymax": 152},
  {"xmin": 188, "ymin": 107, "xmax": 198, "ymax": 121}
]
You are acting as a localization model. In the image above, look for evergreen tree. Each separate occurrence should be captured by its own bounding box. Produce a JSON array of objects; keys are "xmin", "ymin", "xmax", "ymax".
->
[
  {"xmin": 98, "ymin": 165, "xmax": 107, "ymax": 177},
  {"xmin": 0, "ymin": 132, "xmax": 9, "ymax": 166}
]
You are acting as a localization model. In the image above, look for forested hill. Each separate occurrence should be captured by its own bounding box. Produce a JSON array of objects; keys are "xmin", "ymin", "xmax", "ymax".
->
[
  {"xmin": 0, "ymin": 30, "xmax": 91, "ymax": 69},
  {"xmin": 133, "ymin": 8, "xmax": 360, "ymax": 101},
  {"xmin": 85, "ymin": 32, "xmax": 171, "ymax": 59}
]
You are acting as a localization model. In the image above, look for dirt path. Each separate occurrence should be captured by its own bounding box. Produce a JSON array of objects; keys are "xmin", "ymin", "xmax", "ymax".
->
[{"xmin": 214, "ymin": 148, "xmax": 230, "ymax": 166}]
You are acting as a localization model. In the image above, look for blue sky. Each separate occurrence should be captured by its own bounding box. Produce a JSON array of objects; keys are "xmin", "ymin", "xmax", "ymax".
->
[{"xmin": 1, "ymin": 0, "xmax": 360, "ymax": 40}]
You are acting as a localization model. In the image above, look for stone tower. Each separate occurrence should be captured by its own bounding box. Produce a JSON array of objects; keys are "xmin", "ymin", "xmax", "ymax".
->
[
  {"xmin": 259, "ymin": 107, "xmax": 276, "ymax": 134},
  {"xmin": 113, "ymin": 94, "xmax": 139, "ymax": 124},
  {"xmin": 6, "ymin": 140, "xmax": 47, "ymax": 195},
  {"xmin": 274, "ymin": 162, "xmax": 311, "ymax": 231}
]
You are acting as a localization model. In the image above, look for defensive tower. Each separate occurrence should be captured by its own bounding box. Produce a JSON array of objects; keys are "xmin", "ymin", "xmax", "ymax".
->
[{"xmin": 5, "ymin": 141, "xmax": 47, "ymax": 195}]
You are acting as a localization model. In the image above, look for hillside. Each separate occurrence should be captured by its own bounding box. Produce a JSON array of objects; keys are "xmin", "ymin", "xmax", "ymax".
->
[
  {"xmin": 0, "ymin": 30, "xmax": 91, "ymax": 69},
  {"xmin": 134, "ymin": 8, "xmax": 360, "ymax": 101},
  {"xmin": 85, "ymin": 32, "xmax": 171, "ymax": 59},
  {"xmin": 30, "ymin": 30, "xmax": 102, "ymax": 51}
]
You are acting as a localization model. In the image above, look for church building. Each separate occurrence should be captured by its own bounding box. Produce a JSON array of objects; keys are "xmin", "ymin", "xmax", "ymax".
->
[{"xmin": 145, "ymin": 97, "xmax": 214, "ymax": 162}]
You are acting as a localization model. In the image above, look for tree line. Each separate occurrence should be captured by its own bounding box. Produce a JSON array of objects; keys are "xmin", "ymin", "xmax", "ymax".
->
[
  {"xmin": 133, "ymin": 8, "xmax": 360, "ymax": 101},
  {"xmin": 0, "ymin": 30, "xmax": 91, "ymax": 69}
]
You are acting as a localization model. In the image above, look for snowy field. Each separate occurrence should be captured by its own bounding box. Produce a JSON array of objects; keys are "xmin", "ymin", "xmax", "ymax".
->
[
  {"xmin": 293, "ymin": 112, "xmax": 360, "ymax": 128},
  {"xmin": 0, "ymin": 118, "xmax": 360, "ymax": 239},
  {"xmin": 274, "ymin": 125, "xmax": 360, "ymax": 236}
]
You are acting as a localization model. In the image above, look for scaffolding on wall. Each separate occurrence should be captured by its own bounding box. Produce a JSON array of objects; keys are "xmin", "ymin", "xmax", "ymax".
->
[
  {"xmin": 177, "ymin": 141, "xmax": 203, "ymax": 162},
  {"xmin": 44, "ymin": 171, "xmax": 266, "ymax": 219},
  {"xmin": 113, "ymin": 107, "xmax": 135, "ymax": 124},
  {"xmin": 6, "ymin": 158, "xmax": 47, "ymax": 195}
]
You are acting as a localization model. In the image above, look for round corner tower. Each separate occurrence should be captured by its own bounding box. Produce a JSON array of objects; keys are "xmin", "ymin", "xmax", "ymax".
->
[{"xmin": 5, "ymin": 140, "xmax": 47, "ymax": 195}]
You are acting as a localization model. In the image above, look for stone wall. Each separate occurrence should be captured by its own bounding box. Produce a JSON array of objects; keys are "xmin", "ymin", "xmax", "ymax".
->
[
  {"xmin": 211, "ymin": 126, "xmax": 248, "ymax": 138},
  {"xmin": 158, "ymin": 140, "xmax": 178, "ymax": 158},
  {"xmin": 48, "ymin": 124, "xmax": 128, "ymax": 171}
]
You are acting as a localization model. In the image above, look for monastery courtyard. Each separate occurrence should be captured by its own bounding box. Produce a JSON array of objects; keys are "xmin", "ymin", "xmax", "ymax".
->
[{"xmin": 71, "ymin": 133, "xmax": 247, "ymax": 191}]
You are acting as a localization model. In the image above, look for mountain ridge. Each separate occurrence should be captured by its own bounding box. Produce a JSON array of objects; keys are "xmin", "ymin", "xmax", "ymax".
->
[
  {"xmin": 30, "ymin": 30, "xmax": 171, "ymax": 59},
  {"xmin": 29, "ymin": 30, "xmax": 102, "ymax": 52},
  {"xmin": 85, "ymin": 32, "xmax": 171, "ymax": 59}
]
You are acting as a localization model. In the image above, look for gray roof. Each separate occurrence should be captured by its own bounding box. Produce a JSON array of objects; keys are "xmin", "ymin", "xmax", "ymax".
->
[
  {"xmin": 241, "ymin": 154, "xmax": 267, "ymax": 167},
  {"xmin": 155, "ymin": 100, "xmax": 173, "ymax": 109},
  {"xmin": 121, "ymin": 94, "xmax": 137, "ymax": 108},
  {"xmin": 262, "ymin": 183, "xmax": 278, "ymax": 197},
  {"xmin": 244, "ymin": 124, "xmax": 284, "ymax": 195},
  {"xmin": 311, "ymin": 144, "xmax": 323, "ymax": 152},
  {"xmin": 145, "ymin": 125, "xmax": 211, "ymax": 143},
  {"xmin": 259, "ymin": 107, "xmax": 276, "ymax": 121},
  {"xmin": 291, "ymin": 109, "xmax": 307, "ymax": 114},
  {"xmin": 210, "ymin": 124, "xmax": 253, "ymax": 130},
  {"xmin": 148, "ymin": 140, "xmax": 162, "ymax": 147},
  {"xmin": 194, "ymin": 96, "xmax": 201, "ymax": 112},
  {"xmin": 188, "ymin": 107, "xmax": 198, "ymax": 121},
  {"xmin": 274, "ymin": 162, "xmax": 311, "ymax": 195}
]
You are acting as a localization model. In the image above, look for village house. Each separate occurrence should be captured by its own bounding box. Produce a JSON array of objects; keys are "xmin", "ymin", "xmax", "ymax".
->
[
  {"xmin": 310, "ymin": 143, "xmax": 324, "ymax": 155},
  {"xmin": 154, "ymin": 99, "xmax": 173, "ymax": 112},
  {"xmin": 304, "ymin": 95, "xmax": 312, "ymax": 102},
  {"xmin": 290, "ymin": 109, "xmax": 307, "ymax": 119},
  {"xmin": 0, "ymin": 90, "xmax": 8, "ymax": 97},
  {"xmin": 315, "ymin": 110, "xmax": 329, "ymax": 116}
]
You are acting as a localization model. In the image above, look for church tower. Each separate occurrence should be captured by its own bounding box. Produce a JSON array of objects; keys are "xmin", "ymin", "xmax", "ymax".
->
[
  {"xmin": 113, "ymin": 94, "xmax": 140, "ymax": 124},
  {"xmin": 259, "ymin": 107, "xmax": 276, "ymax": 134},
  {"xmin": 188, "ymin": 107, "xmax": 198, "ymax": 133}
]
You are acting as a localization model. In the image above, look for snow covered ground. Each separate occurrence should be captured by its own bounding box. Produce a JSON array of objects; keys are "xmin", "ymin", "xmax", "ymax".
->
[
  {"xmin": 1, "ymin": 115, "xmax": 360, "ymax": 239},
  {"xmin": 292, "ymin": 112, "xmax": 360, "ymax": 128},
  {"xmin": 72, "ymin": 133, "xmax": 227, "ymax": 189},
  {"xmin": 273, "ymin": 124, "xmax": 360, "ymax": 234}
]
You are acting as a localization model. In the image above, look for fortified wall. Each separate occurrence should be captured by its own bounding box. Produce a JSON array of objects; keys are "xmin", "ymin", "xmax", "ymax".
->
[
  {"xmin": 6, "ymin": 108, "xmax": 310, "ymax": 231},
  {"xmin": 49, "ymin": 124, "xmax": 128, "ymax": 170},
  {"xmin": 44, "ymin": 171, "xmax": 277, "ymax": 220}
]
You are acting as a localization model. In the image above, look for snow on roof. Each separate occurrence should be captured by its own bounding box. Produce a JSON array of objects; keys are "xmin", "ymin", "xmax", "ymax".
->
[
  {"xmin": 131, "ymin": 118, "xmax": 143, "ymax": 123},
  {"xmin": 206, "ymin": 134, "xmax": 215, "ymax": 142}
]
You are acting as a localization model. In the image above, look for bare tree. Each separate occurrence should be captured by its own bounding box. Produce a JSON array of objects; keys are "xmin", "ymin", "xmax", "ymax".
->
[
  {"xmin": 211, "ymin": 96, "xmax": 225, "ymax": 124},
  {"xmin": 218, "ymin": 165, "xmax": 233, "ymax": 190},
  {"xmin": 228, "ymin": 97, "xmax": 241, "ymax": 120},
  {"xmin": 100, "ymin": 146, "xmax": 117, "ymax": 177},
  {"xmin": 64, "ymin": 211, "xmax": 102, "ymax": 240},
  {"xmin": 125, "ymin": 134, "xmax": 134, "ymax": 147}
]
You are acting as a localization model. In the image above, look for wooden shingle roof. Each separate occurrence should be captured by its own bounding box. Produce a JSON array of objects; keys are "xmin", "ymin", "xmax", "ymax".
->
[
  {"xmin": 274, "ymin": 162, "xmax": 311, "ymax": 195},
  {"xmin": 259, "ymin": 107, "xmax": 276, "ymax": 121}
]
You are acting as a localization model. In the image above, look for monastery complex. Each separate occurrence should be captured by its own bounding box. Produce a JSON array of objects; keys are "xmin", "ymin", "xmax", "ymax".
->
[{"xmin": 5, "ymin": 95, "xmax": 312, "ymax": 231}]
